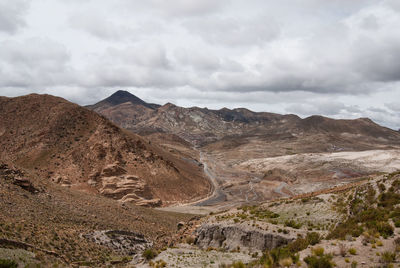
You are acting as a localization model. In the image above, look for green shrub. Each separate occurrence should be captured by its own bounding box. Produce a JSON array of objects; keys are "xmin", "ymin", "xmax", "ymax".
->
[
  {"xmin": 391, "ymin": 179, "xmax": 400, "ymax": 190},
  {"xmin": 376, "ymin": 222, "xmax": 394, "ymax": 238},
  {"xmin": 269, "ymin": 247, "xmax": 292, "ymax": 263},
  {"xmin": 0, "ymin": 259, "xmax": 18, "ymax": 268},
  {"xmin": 378, "ymin": 183, "xmax": 386, "ymax": 192},
  {"xmin": 379, "ymin": 192, "xmax": 400, "ymax": 208},
  {"xmin": 348, "ymin": 248, "xmax": 357, "ymax": 255},
  {"xmin": 227, "ymin": 261, "xmax": 246, "ymax": 268},
  {"xmin": 327, "ymin": 218, "xmax": 363, "ymax": 239},
  {"xmin": 286, "ymin": 232, "xmax": 321, "ymax": 254},
  {"xmin": 287, "ymin": 237, "xmax": 309, "ymax": 253},
  {"xmin": 304, "ymin": 253, "xmax": 334, "ymax": 268},
  {"xmin": 258, "ymin": 247, "xmax": 300, "ymax": 267},
  {"xmin": 143, "ymin": 248, "xmax": 157, "ymax": 260},
  {"xmin": 381, "ymin": 251, "xmax": 396, "ymax": 264},
  {"xmin": 307, "ymin": 232, "xmax": 321, "ymax": 246},
  {"xmin": 311, "ymin": 247, "xmax": 324, "ymax": 257},
  {"xmin": 284, "ymin": 220, "xmax": 302, "ymax": 229},
  {"xmin": 357, "ymin": 208, "xmax": 387, "ymax": 223},
  {"xmin": 279, "ymin": 257, "xmax": 293, "ymax": 267}
]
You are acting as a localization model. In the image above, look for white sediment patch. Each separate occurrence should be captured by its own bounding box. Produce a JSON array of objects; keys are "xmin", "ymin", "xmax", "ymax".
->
[{"xmin": 239, "ymin": 150, "xmax": 400, "ymax": 173}]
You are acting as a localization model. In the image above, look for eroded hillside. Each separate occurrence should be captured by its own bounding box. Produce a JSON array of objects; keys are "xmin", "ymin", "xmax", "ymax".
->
[
  {"xmin": 0, "ymin": 94, "xmax": 210, "ymax": 206},
  {"xmin": 89, "ymin": 91, "xmax": 400, "ymax": 209},
  {"xmin": 146, "ymin": 171, "xmax": 400, "ymax": 267}
]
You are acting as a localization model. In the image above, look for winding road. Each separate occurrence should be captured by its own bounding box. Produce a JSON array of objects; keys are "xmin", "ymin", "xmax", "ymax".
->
[
  {"xmin": 245, "ymin": 177, "xmax": 260, "ymax": 202},
  {"xmin": 193, "ymin": 152, "xmax": 227, "ymax": 206}
]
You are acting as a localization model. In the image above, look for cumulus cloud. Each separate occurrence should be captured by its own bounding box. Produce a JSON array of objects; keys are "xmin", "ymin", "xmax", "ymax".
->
[
  {"xmin": 69, "ymin": 12, "xmax": 164, "ymax": 41},
  {"xmin": 0, "ymin": 38, "xmax": 73, "ymax": 87},
  {"xmin": 120, "ymin": 0, "xmax": 229, "ymax": 17},
  {"xmin": 385, "ymin": 102, "xmax": 400, "ymax": 112},
  {"xmin": 183, "ymin": 16, "xmax": 280, "ymax": 47},
  {"xmin": 79, "ymin": 43, "xmax": 185, "ymax": 88},
  {"xmin": 0, "ymin": 0, "xmax": 30, "ymax": 34},
  {"xmin": 0, "ymin": 0, "xmax": 400, "ymax": 129}
]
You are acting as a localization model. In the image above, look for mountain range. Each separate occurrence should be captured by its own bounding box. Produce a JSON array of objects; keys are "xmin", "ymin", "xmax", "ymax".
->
[
  {"xmin": 88, "ymin": 90, "xmax": 400, "ymax": 153},
  {"xmin": 2, "ymin": 91, "xmax": 400, "ymax": 266}
]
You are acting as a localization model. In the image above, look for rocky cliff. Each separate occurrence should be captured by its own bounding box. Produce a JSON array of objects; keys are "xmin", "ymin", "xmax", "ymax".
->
[{"xmin": 195, "ymin": 223, "xmax": 294, "ymax": 252}]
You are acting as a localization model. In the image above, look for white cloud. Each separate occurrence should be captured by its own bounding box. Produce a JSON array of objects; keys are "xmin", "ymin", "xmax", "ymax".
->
[
  {"xmin": 0, "ymin": 0, "xmax": 30, "ymax": 34},
  {"xmin": 0, "ymin": 0, "xmax": 399, "ymax": 129},
  {"xmin": 0, "ymin": 38, "xmax": 73, "ymax": 87},
  {"xmin": 119, "ymin": 0, "xmax": 230, "ymax": 18}
]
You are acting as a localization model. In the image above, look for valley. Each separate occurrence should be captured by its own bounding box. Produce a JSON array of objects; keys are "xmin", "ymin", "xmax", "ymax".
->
[
  {"xmin": 89, "ymin": 91, "xmax": 400, "ymax": 209},
  {"xmin": 1, "ymin": 91, "xmax": 400, "ymax": 267}
]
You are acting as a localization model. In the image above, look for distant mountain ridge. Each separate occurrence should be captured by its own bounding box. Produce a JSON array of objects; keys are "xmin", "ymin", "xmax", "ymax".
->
[{"xmin": 88, "ymin": 91, "xmax": 400, "ymax": 152}]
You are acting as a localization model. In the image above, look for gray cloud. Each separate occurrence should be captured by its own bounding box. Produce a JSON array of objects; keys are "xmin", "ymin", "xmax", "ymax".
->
[
  {"xmin": 0, "ymin": 0, "xmax": 29, "ymax": 34},
  {"xmin": 183, "ymin": 16, "xmax": 280, "ymax": 47},
  {"xmin": 385, "ymin": 103, "xmax": 400, "ymax": 112},
  {"xmin": 0, "ymin": 0, "xmax": 399, "ymax": 129},
  {"xmin": 69, "ymin": 12, "xmax": 164, "ymax": 41},
  {"xmin": 119, "ymin": 0, "xmax": 229, "ymax": 18},
  {"xmin": 0, "ymin": 38, "xmax": 73, "ymax": 87},
  {"xmin": 79, "ymin": 44, "xmax": 185, "ymax": 88}
]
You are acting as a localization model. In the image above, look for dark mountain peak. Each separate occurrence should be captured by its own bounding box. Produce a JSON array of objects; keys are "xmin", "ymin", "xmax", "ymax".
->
[
  {"xmin": 105, "ymin": 90, "xmax": 148, "ymax": 106},
  {"xmin": 87, "ymin": 90, "xmax": 160, "ymax": 110}
]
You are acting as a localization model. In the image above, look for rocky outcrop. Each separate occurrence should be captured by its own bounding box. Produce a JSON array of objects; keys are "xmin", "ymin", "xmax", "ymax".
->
[
  {"xmin": 101, "ymin": 163, "xmax": 127, "ymax": 177},
  {"xmin": 0, "ymin": 164, "xmax": 39, "ymax": 193},
  {"xmin": 51, "ymin": 175, "xmax": 71, "ymax": 187},
  {"xmin": 13, "ymin": 177, "xmax": 39, "ymax": 193},
  {"xmin": 82, "ymin": 230, "xmax": 152, "ymax": 258},
  {"xmin": 135, "ymin": 198, "xmax": 162, "ymax": 207},
  {"xmin": 100, "ymin": 175, "xmax": 146, "ymax": 199},
  {"xmin": 195, "ymin": 223, "xmax": 294, "ymax": 252},
  {"xmin": 98, "ymin": 165, "xmax": 162, "ymax": 207}
]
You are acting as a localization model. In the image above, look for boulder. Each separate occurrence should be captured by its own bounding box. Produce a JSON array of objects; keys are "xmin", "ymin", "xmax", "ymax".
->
[{"xmin": 101, "ymin": 163, "xmax": 127, "ymax": 177}]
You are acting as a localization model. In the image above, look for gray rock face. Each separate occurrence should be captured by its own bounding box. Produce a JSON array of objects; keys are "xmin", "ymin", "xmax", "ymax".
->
[
  {"xmin": 195, "ymin": 223, "xmax": 294, "ymax": 252},
  {"xmin": 82, "ymin": 230, "xmax": 152, "ymax": 256}
]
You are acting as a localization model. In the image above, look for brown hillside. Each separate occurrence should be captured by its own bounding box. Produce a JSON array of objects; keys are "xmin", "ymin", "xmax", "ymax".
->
[{"xmin": 0, "ymin": 94, "xmax": 210, "ymax": 206}]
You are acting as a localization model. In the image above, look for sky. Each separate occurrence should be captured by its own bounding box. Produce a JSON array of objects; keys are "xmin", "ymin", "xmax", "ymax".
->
[{"xmin": 0, "ymin": 0, "xmax": 400, "ymax": 129}]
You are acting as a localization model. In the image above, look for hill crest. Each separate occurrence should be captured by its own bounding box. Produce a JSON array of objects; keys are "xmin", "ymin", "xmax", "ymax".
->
[{"xmin": 0, "ymin": 93, "xmax": 210, "ymax": 206}]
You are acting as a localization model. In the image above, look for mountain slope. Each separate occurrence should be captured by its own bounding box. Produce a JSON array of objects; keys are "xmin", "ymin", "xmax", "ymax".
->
[
  {"xmin": 87, "ymin": 90, "xmax": 160, "ymax": 112},
  {"xmin": 88, "ymin": 91, "xmax": 400, "ymax": 151},
  {"xmin": 0, "ymin": 94, "xmax": 209, "ymax": 206},
  {"xmin": 0, "ymin": 163, "xmax": 193, "ymax": 265},
  {"xmin": 87, "ymin": 91, "xmax": 400, "ymax": 206}
]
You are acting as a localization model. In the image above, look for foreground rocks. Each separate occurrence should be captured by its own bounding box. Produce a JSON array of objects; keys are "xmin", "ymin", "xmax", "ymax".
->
[
  {"xmin": 195, "ymin": 223, "xmax": 294, "ymax": 252},
  {"xmin": 0, "ymin": 164, "xmax": 39, "ymax": 193},
  {"xmin": 82, "ymin": 230, "xmax": 152, "ymax": 261}
]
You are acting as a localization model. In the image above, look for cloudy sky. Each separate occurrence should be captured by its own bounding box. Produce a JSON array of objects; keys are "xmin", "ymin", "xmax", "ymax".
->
[{"xmin": 0, "ymin": 0, "xmax": 400, "ymax": 129}]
